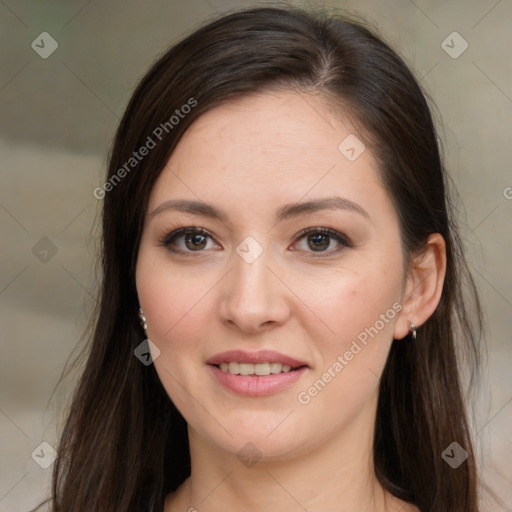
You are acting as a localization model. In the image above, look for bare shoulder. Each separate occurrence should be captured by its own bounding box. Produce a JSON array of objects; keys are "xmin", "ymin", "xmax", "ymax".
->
[
  {"xmin": 163, "ymin": 481, "xmax": 189, "ymax": 512},
  {"xmin": 397, "ymin": 502, "xmax": 421, "ymax": 512},
  {"xmin": 163, "ymin": 490, "xmax": 181, "ymax": 512},
  {"xmin": 387, "ymin": 494, "xmax": 421, "ymax": 512},
  {"xmin": 163, "ymin": 492, "xmax": 173, "ymax": 512}
]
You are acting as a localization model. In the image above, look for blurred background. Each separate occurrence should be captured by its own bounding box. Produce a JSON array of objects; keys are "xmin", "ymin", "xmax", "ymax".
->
[{"xmin": 0, "ymin": 0, "xmax": 510, "ymax": 510}]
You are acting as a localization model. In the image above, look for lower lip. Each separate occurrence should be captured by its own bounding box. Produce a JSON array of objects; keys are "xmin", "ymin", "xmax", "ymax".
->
[{"xmin": 208, "ymin": 365, "xmax": 308, "ymax": 396}]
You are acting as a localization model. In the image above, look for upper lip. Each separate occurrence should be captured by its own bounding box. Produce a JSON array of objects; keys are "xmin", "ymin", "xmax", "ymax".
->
[{"xmin": 206, "ymin": 350, "xmax": 309, "ymax": 368}]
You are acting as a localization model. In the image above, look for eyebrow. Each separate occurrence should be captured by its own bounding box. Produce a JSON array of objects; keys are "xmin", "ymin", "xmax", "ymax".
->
[{"xmin": 149, "ymin": 196, "xmax": 370, "ymax": 223}]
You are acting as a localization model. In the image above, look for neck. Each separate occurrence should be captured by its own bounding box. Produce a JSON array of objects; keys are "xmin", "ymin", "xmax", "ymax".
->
[
  {"xmin": 166, "ymin": 395, "xmax": 408, "ymax": 512},
  {"xmin": 187, "ymin": 438, "xmax": 384, "ymax": 512}
]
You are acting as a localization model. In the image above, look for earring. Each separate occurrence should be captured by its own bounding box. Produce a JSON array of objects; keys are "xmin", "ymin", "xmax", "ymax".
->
[
  {"xmin": 138, "ymin": 308, "xmax": 147, "ymax": 331},
  {"xmin": 408, "ymin": 322, "xmax": 417, "ymax": 340}
]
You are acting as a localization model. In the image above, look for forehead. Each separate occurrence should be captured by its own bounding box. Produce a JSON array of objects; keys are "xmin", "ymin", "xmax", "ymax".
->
[
  {"xmin": 147, "ymin": 90, "xmax": 392, "ymax": 222},
  {"xmin": 174, "ymin": 91, "xmax": 356, "ymax": 167}
]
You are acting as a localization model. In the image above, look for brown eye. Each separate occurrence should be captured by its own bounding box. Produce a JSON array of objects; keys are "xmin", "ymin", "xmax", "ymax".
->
[
  {"xmin": 294, "ymin": 227, "xmax": 352, "ymax": 256},
  {"xmin": 306, "ymin": 232, "xmax": 331, "ymax": 251},
  {"xmin": 183, "ymin": 232, "xmax": 208, "ymax": 250},
  {"xmin": 161, "ymin": 227, "xmax": 218, "ymax": 254}
]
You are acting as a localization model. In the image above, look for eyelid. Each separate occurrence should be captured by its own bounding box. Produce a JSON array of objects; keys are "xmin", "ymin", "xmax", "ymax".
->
[
  {"xmin": 159, "ymin": 225, "xmax": 352, "ymax": 257},
  {"xmin": 159, "ymin": 225, "xmax": 219, "ymax": 255},
  {"xmin": 292, "ymin": 226, "xmax": 352, "ymax": 257},
  {"xmin": 294, "ymin": 226, "xmax": 352, "ymax": 246}
]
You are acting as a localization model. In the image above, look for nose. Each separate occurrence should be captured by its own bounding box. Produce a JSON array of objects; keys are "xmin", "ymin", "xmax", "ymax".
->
[{"xmin": 219, "ymin": 245, "xmax": 291, "ymax": 334}]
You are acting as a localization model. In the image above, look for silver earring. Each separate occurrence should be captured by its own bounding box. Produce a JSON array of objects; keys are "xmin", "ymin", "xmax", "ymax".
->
[
  {"xmin": 138, "ymin": 308, "xmax": 147, "ymax": 331},
  {"xmin": 408, "ymin": 322, "xmax": 417, "ymax": 340}
]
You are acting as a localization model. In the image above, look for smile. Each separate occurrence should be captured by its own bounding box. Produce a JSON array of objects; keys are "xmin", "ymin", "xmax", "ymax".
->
[
  {"xmin": 217, "ymin": 362, "xmax": 302, "ymax": 375},
  {"xmin": 206, "ymin": 349, "xmax": 309, "ymax": 395}
]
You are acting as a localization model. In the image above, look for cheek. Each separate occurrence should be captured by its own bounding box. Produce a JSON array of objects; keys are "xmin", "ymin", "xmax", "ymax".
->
[
  {"xmin": 296, "ymin": 270, "xmax": 401, "ymax": 420},
  {"xmin": 307, "ymin": 267, "xmax": 401, "ymax": 348},
  {"xmin": 136, "ymin": 258, "xmax": 213, "ymax": 412},
  {"xmin": 302, "ymin": 269, "xmax": 402, "ymax": 416},
  {"xmin": 136, "ymin": 252, "xmax": 215, "ymax": 346}
]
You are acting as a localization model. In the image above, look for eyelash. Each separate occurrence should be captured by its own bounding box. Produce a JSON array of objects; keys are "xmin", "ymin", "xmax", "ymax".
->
[{"xmin": 158, "ymin": 225, "xmax": 353, "ymax": 259}]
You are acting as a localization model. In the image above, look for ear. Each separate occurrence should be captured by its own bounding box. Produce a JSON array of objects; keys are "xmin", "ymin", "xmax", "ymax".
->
[{"xmin": 393, "ymin": 233, "xmax": 447, "ymax": 340}]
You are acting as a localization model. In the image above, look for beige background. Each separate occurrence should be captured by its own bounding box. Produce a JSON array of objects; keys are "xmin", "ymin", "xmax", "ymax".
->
[{"xmin": 0, "ymin": 0, "xmax": 510, "ymax": 510}]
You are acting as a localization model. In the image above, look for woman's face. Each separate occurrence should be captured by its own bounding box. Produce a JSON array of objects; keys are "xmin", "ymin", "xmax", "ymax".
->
[{"xmin": 136, "ymin": 90, "xmax": 408, "ymax": 461}]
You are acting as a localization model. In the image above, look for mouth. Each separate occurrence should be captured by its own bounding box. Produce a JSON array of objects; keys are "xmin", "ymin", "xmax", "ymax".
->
[
  {"xmin": 206, "ymin": 349, "xmax": 309, "ymax": 396},
  {"xmin": 212, "ymin": 361, "xmax": 307, "ymax": 376}
]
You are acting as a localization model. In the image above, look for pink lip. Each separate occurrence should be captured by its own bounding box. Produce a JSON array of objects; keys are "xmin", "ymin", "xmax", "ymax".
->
[
  {"xmin": 208, "ymin": 365, "xmax": 308, "ymax": 396},
  {"xmin": 206, "ymin": 350, "xmax": 309, "ymax": 397},
  {"xmin": 206, "ymin": 349, "xmax": 308, "ymax": 368}
]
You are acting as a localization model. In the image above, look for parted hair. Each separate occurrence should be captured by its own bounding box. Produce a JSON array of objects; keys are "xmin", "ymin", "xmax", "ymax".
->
[{"xmin": 34, "ymin": 5, "xmax": 483, "ymax": 512}]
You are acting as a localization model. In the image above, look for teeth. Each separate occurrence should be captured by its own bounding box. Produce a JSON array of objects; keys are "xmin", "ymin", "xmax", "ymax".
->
[
  {"xmin": 218, "ymin": 362, "xmax": 297, "ymax": 375},
  {"xmin": 239, "ymin": 363, "xmax": 253, "ymax": 375},
  {"xmin": 255, "ymin": 363, "xmax": 270, "ymax": 376},
  {"xmin": 269, "ymin": 362, "xmax": 282, "ymax": 374}
]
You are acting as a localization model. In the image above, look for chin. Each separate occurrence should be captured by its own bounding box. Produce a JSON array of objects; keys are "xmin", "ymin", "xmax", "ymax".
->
[{"xmin": 200, "ymin": 414, "xmax": 314, "ymax": 462}]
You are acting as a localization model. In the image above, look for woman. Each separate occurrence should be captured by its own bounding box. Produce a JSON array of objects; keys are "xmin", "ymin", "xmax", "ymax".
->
[{"xmin": 37, "ymin": 5, "xmax": 485, "ymax": 511}]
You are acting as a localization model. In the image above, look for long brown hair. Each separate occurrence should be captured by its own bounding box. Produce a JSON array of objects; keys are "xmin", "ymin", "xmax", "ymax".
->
[{"xmin": 34, "ymin": 5, "xmax": 483, "ymax": 511}]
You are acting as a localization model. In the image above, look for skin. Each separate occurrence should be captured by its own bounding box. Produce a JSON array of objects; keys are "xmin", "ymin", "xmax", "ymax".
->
[{"xmin": 135, "ymin": 90, "xmax": 446, "ymax": 512}]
